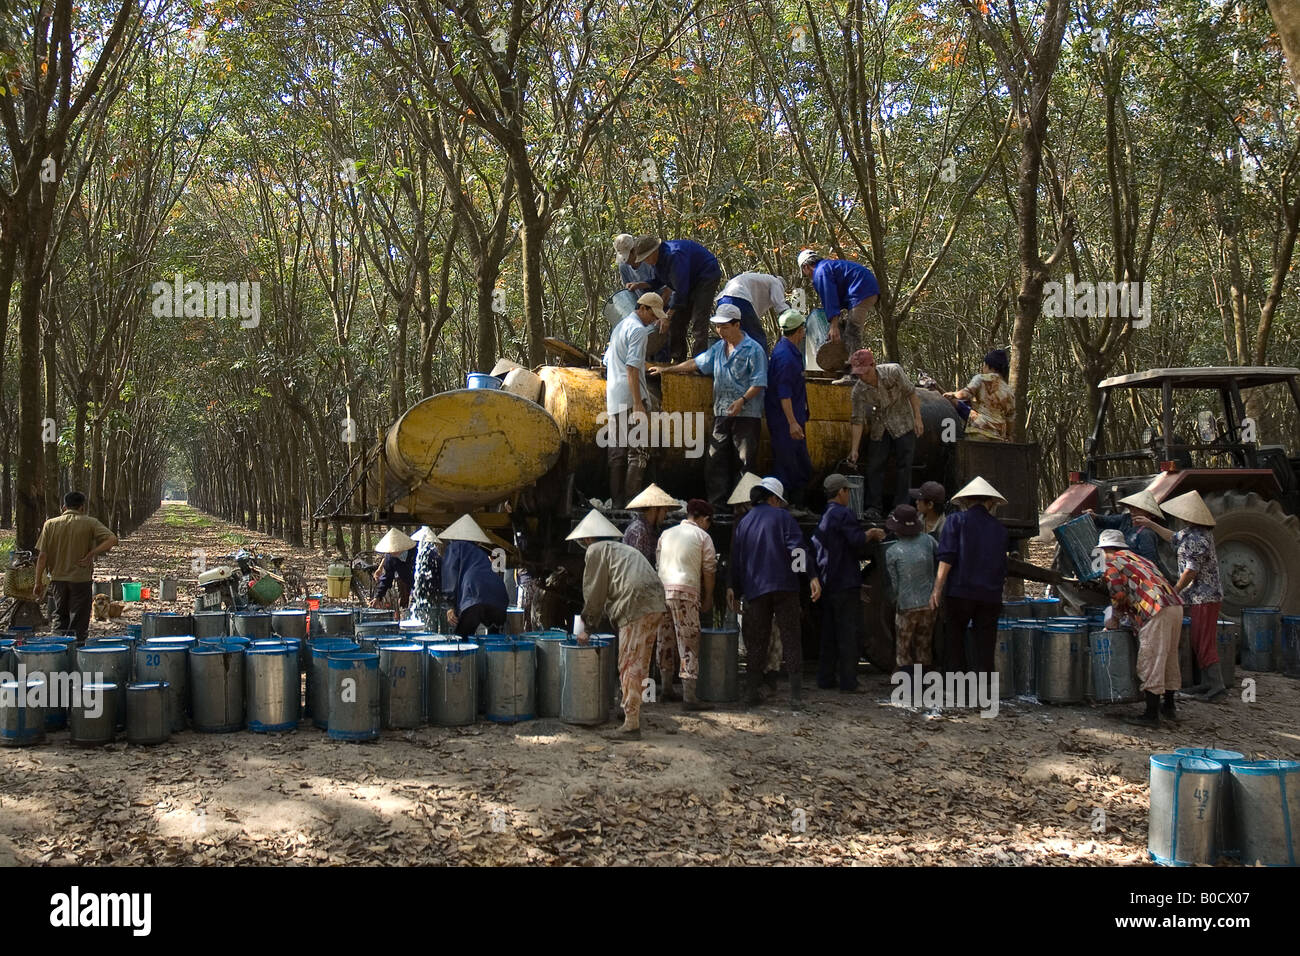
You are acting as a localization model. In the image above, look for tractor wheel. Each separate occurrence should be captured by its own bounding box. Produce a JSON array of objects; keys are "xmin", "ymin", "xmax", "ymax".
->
[{"xmin": 1203, "ymin": 491, "xmax": 1300, "ymax": 618}]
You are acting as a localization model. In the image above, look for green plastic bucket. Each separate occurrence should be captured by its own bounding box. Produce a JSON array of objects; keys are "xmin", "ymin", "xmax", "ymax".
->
[{"xmin": 121, "ymin": 582, "xmax": 143, "ymax": 602}]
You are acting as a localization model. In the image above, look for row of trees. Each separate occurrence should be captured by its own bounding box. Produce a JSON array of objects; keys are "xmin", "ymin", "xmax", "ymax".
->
[{"xmin": 2, "ymin": 0, "xmax": 1299, "ymax": 551}]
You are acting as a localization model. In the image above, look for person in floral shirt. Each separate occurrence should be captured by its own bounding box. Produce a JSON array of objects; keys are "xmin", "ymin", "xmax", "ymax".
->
[
  {"xmin": 1136, "ymin": 489, "xmax": 1225, "ymax": 701},
  {"xmin": 944, "ymin": 349, "xmax": 1015, "ymax": 441}
]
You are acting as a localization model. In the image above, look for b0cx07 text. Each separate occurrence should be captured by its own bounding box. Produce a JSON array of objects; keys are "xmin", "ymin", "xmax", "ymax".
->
[{"xmin": 1201, "ymin": 893, "xmax": 1249, "ymax": 904}]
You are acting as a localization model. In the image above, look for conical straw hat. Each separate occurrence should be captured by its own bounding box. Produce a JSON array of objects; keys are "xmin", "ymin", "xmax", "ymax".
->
[
  {"xmin": 625, "ymin": 483, "xmax": 678, "ymax": 509},
  {"xmin": 726, "ymin": 472, "xmax": 763, "ymax": 506},
  {"xmin": 375, "ymin": 528, "xmax": 417, "ymax": 554},
  {"xmin": 438, "ymin": 514, "xmax": 491, "ymax": 544},
  {"xmin": 1117, "ymin": 489, "xmax": 1164, "ymax": 518},
  {"xmin": 951, "ymin": 476, "xmax": 1007, "ymax": 504},
  {"xmin": 411, "ymin": 525, "xmax": 437, "ymax": 543},
  {"xmin": 565, "ymin": 509, "xmax": 623, "ymax": 541},
  {"xmin": 1161, "ymin": 490, "xmax": 1215, "ymax": 527}
]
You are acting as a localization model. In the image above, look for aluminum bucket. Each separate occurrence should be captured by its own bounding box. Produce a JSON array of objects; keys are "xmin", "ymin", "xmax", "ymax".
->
[
  {"xmin": 14, "ymin": 643, "xmax": 72, "ymax": 729},
  {"xmin": 427, "ymin": 642, "xmax": 477, "ymax": 726},
  {"xmin": 0, "ymin": 679, "xmax": 46, "ymax": 746},
  {"xmin": 485, "ymin": 638, "xmax": 536, "ymax": 723},
  {"xmin": 1028, "ymin": 598, "xmax": 1061, "ymax": 620},
  {"xmin": 993, "ymin": 622, "xmax": 1015, "ymax": 698},
  {"xmin": 1013, "ymin": 619, "xmax": 1040, "ymax": 698},
  {"xmin": 1217, "ymin": 620, "xmax": 1238, "ymax": 689},
  {"xmin": 476, "ymin": 636, "xmax": 509, "ymax": 714},
  {"xmin": 312, "ymin": 608, "xmax": 356, "ymax": 637},
  {"xmin": 1175, "ymin": 748, "xmax": 1245, "ymax": 858},
  {"xmin": 407, "ymin": 634, "xmax": 447, "ymax": 719},
  {"xmin": 533, "ymin": 632, "xmax": 567, "ymax": 718},
  {"xmin": 327, "ymin": 651, "xmax": 380, "ymax": 741},
  {"xmin": 1000, "ymin": 599, "xmax": 1031, "ymax": 620},
  {"xmin": 1034, "ymin": 624, "xmax": 1085, "ymax": 704},
  {"xmin": 602, "ymin": 288, "xmax": 638, "ymax": 327},
  {"xmin": 560, "ymin": 640, "xmax": 605, "ymax": 725},
  {"xmin": 76, "ymin": 643, "xmax": 131, "ymax": 728},
  {"xmin": 506, "ymin": 607, "xmax": 525, "ymax": 636},
  {"xmin": 245, "ymin": 643, "xmax": 299, "ymax": 732},
  {"xmin": 140, "ymin": 638, "xmax": 195, "ymax": 732},
  {"xmin": 192, "ymin": 610, "xmax": 229, "ymax": 639},
  {"xmin": 126, "ymin": 681, "xmax": 170, "ymax": 744},
  {"xmin": 590, "ymin": 634, "xmax": 618, "ymax": 715},
  {"xmin": 354, "ymin": 608, "xmax": 396, "ymax": 626},
  {"xmin": 142, "ymin": 611, "xmax": 195, "ymax": 640},
  {"xmin": 378, "ymin": 643, "xmax": 423, "ymax": 729},
  {"xmin": 189, "ymin": 642, "xmax": 245, "ymax": 732},
  {"xmin": 68, "ymin": 682, "xmax": 117, "ymax": 746},
  {"xmin": 1148, "ymin": 754, "xmax": 1225, "ymax": 865},
  {"xmin": 1281, "ymin": 616, "xmax": 1300, "ymax": 678},
  {"xmin": 1229, "ymin": 759, "xmax": 1300, "ymax": 866},
  {"xmin": 698, "ymin": 627, "xmax": 739, "ymax": 703},
  {"xmin": 271, "ymin": 610, "xmax": 308, "ymax": 641},
  {"xmin": 1241, "ymin": 606, "xmax": 1279, "ymax": 671},
  {"xmin": 1089, "ymin": 628, "xmax": 1139, "ymax": 703},
  {"xmin": 308, "ymin": 639, "xmax": 359, "ymax": 727},
  {"xmin": 356, "ymin": 621, "xmax": 401, "ymax": 649},
  {"xmin": 231, "ymin": 612, "xmax": 273, "ymax": 640}
]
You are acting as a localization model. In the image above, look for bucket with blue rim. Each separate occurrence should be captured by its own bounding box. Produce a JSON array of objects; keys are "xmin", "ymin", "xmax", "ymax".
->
[
  {"xmin": 466, "ymin": 373, "xmax": 502, "ymax": 390},
  {"xmin": 1029, "ymin": 597, "xmax": 1061, "ymax": 620},
  {"xmin": 1149, "ymin": 754, "xmax": 1225, "ymax": 865},
  {"xmin": 1175, "ymin": 748, "xmax": 1246, "ymax": 857},
  {"xmin": 1241, "ymin": 606, "xmax": 1280, "ymax": 671},
  {"xmin": 309, "ymin": 639, "xmax": 360, "ymax": 727},
  {"xmin": 326, "ymin": 650, "xmax": 380, "ymax": 741},
  {"xmin": 484, "ymin": 638, "xmax": 536, "ymax": 723},
  {"xmin": 1228, "ymin": 759, "xmax": 1299, "ymax": 866},
  {"xmin": 427, "ymin": 641, "xmax": 478, "ymax": 726},
  {"xmin": 245, "ymin": 642, "xmax": 299, "ymax": 732}
]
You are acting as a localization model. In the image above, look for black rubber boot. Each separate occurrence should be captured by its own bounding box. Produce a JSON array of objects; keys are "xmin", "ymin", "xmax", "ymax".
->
[
  {"xmin": 1162, "ymin": 690, "xmax": 1179, "ymax": 722},
  {"xmin": 1123, "ymin": 691, "xmax": 1161, "ymax": 728},
  {"xmin": 1196, "ymin": 667, "xmax": 1227, "ymax": 702}
]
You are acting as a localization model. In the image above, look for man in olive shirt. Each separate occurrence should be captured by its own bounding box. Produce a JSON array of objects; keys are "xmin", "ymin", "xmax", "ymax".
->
[{"xmin": 34, "ymin": 491, "xmax": 118, "ymax": 641}]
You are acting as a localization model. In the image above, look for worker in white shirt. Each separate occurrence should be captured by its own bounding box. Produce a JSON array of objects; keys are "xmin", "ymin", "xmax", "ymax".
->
[{"xmin": 716, "ymin": 272, "xmax": 789, "ymax": 352}]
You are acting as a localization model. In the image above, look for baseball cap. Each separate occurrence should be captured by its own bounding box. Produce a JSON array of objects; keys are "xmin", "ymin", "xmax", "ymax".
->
[
  {"xmin": 778, "ymin": 308, "xmax": 806, "ymax": 331},
  {"xmin": 709, "ymin": 303, "xmax": 743, "ymax": 325},
  {"xmin": 636, "ymin": 292, "xmax": 668, "ymax": 320},
  {"xmin": 823, "ymin": 473, "xmax": 850, "ymax": 495}
]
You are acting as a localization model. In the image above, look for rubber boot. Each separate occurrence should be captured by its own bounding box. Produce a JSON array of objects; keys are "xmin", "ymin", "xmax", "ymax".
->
[
  {"xmin": 744, "ymin": 667, "xmax": 762, "ymax": 707},
  {"xmin": 1162, "ymin": 690, "xmax": 1179, "ymax": 722},
  {"xmin": 606, "ymin": 712, "xmax": 642, "ymax": 742},
  {"xmin": 682, "ymin": 678, "xmax": 710, "ymax": 711},
  {"xmin": 610, "ymin": 461, "xmax": 627, "ymax": 510},
  {"xmin": 1196, "ymin": 666, "xmax": 1227, "ymax": 702},
  {"xmin": 1122, "ymin": 691, "xmax": 1161, "ymax": 728},
  {"xmin": 789, "ymin": 672, "xmax": 804, "ymax": 711},
  {"xmin": 624, "ymin": 461, "xmax": 646, "ymax": 506}
]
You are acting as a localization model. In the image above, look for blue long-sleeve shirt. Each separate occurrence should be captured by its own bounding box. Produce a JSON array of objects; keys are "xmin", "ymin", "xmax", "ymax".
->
[
  {"xmin": 730, "ymin": 502, "xmax": 814, "ymax": 600},
  {"xmin": 812, "ymin": 259, "xmax": 879, "ymax": 319},
  {"xmin": 813, "ymin": 501, "xmax": 869, "ymax": 594},
  {"xmin": 651, "ymin": 239, "xmax": 721, "ymax": 312},
  {"xmin": 764, "ymin": 336, "xmax": 809, "ymax": 429},
  {"xmin": 935, "ymin": 504, "xmax": 1008, "ymax": 604},
  {"xmin": 440, "ymin": 540, "xmax": 509, "ymax": 614},
  {"xmin": 375, "ymin": 549, "xmax": 415, "ymax": 601},
  {"xmin": 1091, "ymin": 512, "xmax": 1163, "ymax": 571},
  {"xmin": 695, "ymin": 334, "xmax": 767, "ymax": 418}
]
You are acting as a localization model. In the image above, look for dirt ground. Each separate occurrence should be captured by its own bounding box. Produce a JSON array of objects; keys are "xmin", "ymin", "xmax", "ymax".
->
[{"xmin": 1, "ymin": 503, "xmax": 1296, "ymax": 867}]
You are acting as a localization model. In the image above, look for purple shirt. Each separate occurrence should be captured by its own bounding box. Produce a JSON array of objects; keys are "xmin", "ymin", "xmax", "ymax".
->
[
  {"xmin": 813, "ymin": 501, "xmax": 869, "ymax": 594},
  {"xmin": 622, "ymin": 516, "xmax": 658, "ymax": 565},
  {"xmin": 935, "ymin": 504, "xmax": 1008, "ymax": 604},
  {"xmin": 730, "ymin": 503, "xmax": 813, "ymax": 600}
]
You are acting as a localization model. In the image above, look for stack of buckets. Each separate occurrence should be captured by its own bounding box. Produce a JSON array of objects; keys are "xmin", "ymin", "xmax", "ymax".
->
[{"xmin": 1149, "ymin": 748, "xmax": 1299, "ymax": 866}]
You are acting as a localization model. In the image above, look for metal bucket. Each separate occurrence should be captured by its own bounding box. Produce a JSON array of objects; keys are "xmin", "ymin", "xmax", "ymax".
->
[
  {"xmin": 308, "ymin": 639, "xmax": 360, "ymax": 727},
  {"xmin": 1217, "ymin": 620, "xmax": 1238, "ymax": 689},
  {"xmin": 356, "ymin": 620, "xmax": 401, "ymax": 643},
  {"xmin": 1241, "ymin": 606, "xmax": 1280, "ymax": 671},
  {"xmin": 245, "ymin": 643, "xmax": 299, "ymax": 732},
  {"xmin": 76, "ymin": 643, "xmax": 131, "ymax": 728},
  {"xmin": 126, "ymin": 681, "xmax": 170, "ymax": 745},
  {"xmin": 1029, "ymin": 598, "xmax": 1061, "ymax": 620},
  {"xmin": 141, "ymin": 637, "xmax": 196, "ymax": 732},
  {"xmin": 231, "ymin": 612, "xmax": 273, "ymax": 640},
  {"xmin": 1281, "ymin": 616, "xmax": 1300, "ymax": 678},
  {"xmin": 271, "ymin": 609, "xmax": 308, "ymax": 640},
  {"xmin": 142, "ymin": 611, "xmax": 195, "ymax": 640},
  {"xmin": 485, "ymin": 638, "xmax": 536, "ymax": 722},
  {"xmin": 427, "ymin": 642, "xmax": 477, "ymax": 726},
  {"xmin": 533, "ymin": 632, "xmax": 567, "ymax": 718},
  {"xmin": 1000, "ymin": 599, "xmax": 1031, "ymax": 620},
  {"xmin": 843, "ymin": 474, "xmax": 865, "ymax": 518},
  {"xmin": 14, "ymin": 643, "xmax": 72, "ymax": 729},
  {"xmin": 189, "ymin": 641, "xmax": 245, "ymax": 732},
  {"xmin": 193, "ymin": 610, "xmax": 229, "ymax": 639},
  {"xmin": 378, "ymin": 643, "xmax": 423, "ymax": 729},
  {"xmin": 0, "ymin": 679, "xmax": 46, "ymax": 746},
  {"xmin": 1034, "ymin": 624, "xmax": 1086, "ymax": 704},
  {"xmin": 602, "ymin": 288, "xmax": 638, "ymax": 327},
  {"xmin": 1179, "ymin": 616, "xmax": 1196, "ymax": 688},
  {"xmin": 354, "ymin": 607, "xmax": 396, "ymax": 626},
  {"xmin": 1089, "ymin": 629, "xmax": 1139, "ymax": 703},
  {"xmin": 1013, "ymin": 619, "xmax": 1040, "ymax": 698},
  {"xmin": 590, "ymin": 635, "xmax": 618, "ymax": 715},
  {"xmin": 475, "ymin": 635, "xmax": 509, "ymax": 714},
  {"xmin": 68, "ymin": 682, "xmax": 118, "ymax": 746},
  {"xmin": 327, "ymin": 651, "xmax": 380, "ymax": 741},
  {"xmin": 506, "ymin": 607, "xmax": 525, "ymax": 636},
  {"xmin": 1229, "ymin": 759, "xmax": 1300, "ymax": 866},
  {"xmin": 698, "ymin": 627, "xmax": 739, "ymax": 703},
  {"xmin": 406, "ymin": 634, "xmax": 446, "ymax": 719},
  {"xmin": 312, "ymin": 608, "xmax": 356, "ymax": 637},
  {"xmin": 559, "ymin": 639, "xmax": 605, "ymax": 725},
  {"xmin": 993, "ymin": 622, "xmax": 1015, "ymax": 699},
  {"xmin": 1175, "ymin": 748, "xmax": 1245, "ymax": 858},
  {"xmin": 1149, "ymin": 753, "xmax": 1225, "ymax": 865}
]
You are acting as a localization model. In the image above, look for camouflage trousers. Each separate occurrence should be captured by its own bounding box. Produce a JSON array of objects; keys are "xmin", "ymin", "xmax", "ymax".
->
[
  {"xmin": 895, "ymin": 606, "xmax": 936, "ymax": 669},
  {"xmin": 662, "ymin": 596, "xmax": 700, "ymax": 681},
  {"xmin": 619, "ymin": 611, "xmax": 665, "ymax": 729}
]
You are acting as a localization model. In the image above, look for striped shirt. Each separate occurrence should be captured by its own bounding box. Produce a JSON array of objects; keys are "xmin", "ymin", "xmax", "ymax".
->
[{"xmin": 1103, "ymin": 549, "xmax": 1183, "ymax": 629}]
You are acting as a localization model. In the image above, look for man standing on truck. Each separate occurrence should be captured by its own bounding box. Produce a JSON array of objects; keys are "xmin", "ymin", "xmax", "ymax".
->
[
  {"xmin": 33, "ymin": 491, "xmax": 118, "ymax": 642},
  {"xmin": 605, "ymin": 292, "xmax": 668, "ymax": 507},
  {"xmin": 629, "ymin": 235, "xmax": 722, "ymax": 362},
  {"xmin": 798, "ymin": 249, "xmax": 880, "ymax": 374},
  {"xmin": 716, "ymin": 271, "xmax": 789, "ymax": 351},
  {"xmin": 846, "ymin": 349, "xmax": 924, "ymax": 519},
  {"xmin": 765, "ymin": 309, "xmax": 813, "ymax": 507}
]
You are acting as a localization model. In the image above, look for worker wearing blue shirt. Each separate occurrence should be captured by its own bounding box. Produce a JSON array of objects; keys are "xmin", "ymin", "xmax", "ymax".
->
[
  {"xmin": 798, "ymin": 249, "xmax": 880, "ymax": 371},
  {"xmin": 729, "ymin": 477, "xmax": 822, "ymax": 709},
  {"xmin": 438, "ymin": 516, "xmax": 509, "ymax": 637},
  {"xmin": 764, "ymin": 309, "xmax": 813, "ymax": 505},
  {"xmin": 652, "ymin": 305, "xmax": 768, "ymax": 508},
  {"xmin": 630, "ymin": 234, "xmax": 722, "ymax": 362},
  {"xmin": 813, "ymin": 474, "xmax": 884, "ymax": 692}
]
